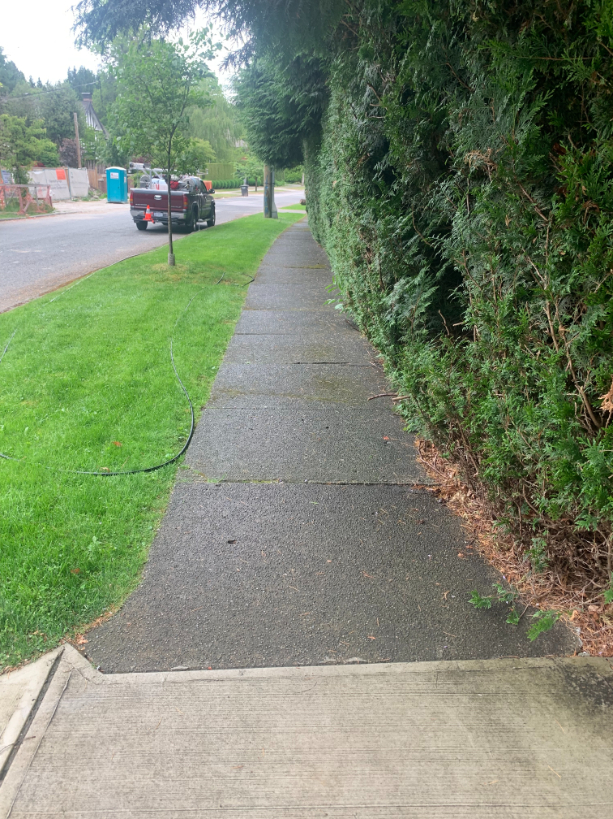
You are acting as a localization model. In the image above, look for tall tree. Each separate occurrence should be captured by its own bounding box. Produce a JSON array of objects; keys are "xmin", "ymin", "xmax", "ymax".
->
[
  {"xmin": 0, "ymin": 47, "xmax": 25, "ymax": 94},
  {"xmin": 3, "ymin": 82, "xmax": 86, "ymax": 147},
  {"xmin": 0, "ymin": 115, "xmax": 58, "ymax": 181},
  {"xmin": 187, "ymin": 75, "xmax": 242, "ymax": 163},
  {"xmin": 175, "ymin": 137, "xmax": 216, "ymax": 175},
  {"xmin": 66, "ymin": 66, "xmax": 98, "ymax": 94},
  {"xmin": 74, "ymin": 0, "xmax": 344, "ymax": 60},
  {"xmin": 234, "ymin": 53, "xmax": 327, "ymax": 168},
  {"xmin": 108, "ymin": 29, "xmax": 216, "ymax": 264}
]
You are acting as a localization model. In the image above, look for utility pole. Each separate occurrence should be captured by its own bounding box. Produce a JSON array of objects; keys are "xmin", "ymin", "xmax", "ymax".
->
[
  {"xmin": 73, "ymin": 112, "xmax": 82, "ymax": 169},
  {"xmin": 263, "ymin": 165, "xmax": 278, "ymax": 219}
]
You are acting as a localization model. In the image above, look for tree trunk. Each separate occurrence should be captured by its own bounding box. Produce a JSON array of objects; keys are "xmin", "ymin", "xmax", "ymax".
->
[
  {"xmin": 263, "ymin": 165, "xmax": 277, "ymax": 219},
  {"xmin": 167, "ymin": 150, "xmax": 175, "ymax": 266}
]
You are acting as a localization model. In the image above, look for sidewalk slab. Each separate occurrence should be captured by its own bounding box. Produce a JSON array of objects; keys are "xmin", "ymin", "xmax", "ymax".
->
[
  {"xmin": 187, "ymin": 403, "xmax": 430, "ymax": 483},
  {"xmin": 208, "ymin": 363, "xmax": 389, "ymax": 405},
  {"xmin": 222, "ymin": 331, "xmax": 377, "ymax": 365},
  {"xmin": 254, "ymin": 264, "xmax": 332, "ymax": 284},
  {"xmin": 245, "ymin": 281, "xmax": 337, "ymax": 310},
  {"xmin": 84, "ymin": 483, "xmax": 575, "ymax": 673},
  {"xmin": 2, "ymin": 646, "xmax": 612, "ymax": 818},
  {"xmin": 235, "ymin": 309, "xmax": 345, "ymax": 334}
]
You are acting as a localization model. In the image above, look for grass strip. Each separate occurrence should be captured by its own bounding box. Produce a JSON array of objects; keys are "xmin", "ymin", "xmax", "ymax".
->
[
  {"xmin": 280, "ymin": 203, "xmax": 306, "ymax": 211},
  {"xmin": 0, "ymin": 212, "xmax": 304, "ymax": 670}
]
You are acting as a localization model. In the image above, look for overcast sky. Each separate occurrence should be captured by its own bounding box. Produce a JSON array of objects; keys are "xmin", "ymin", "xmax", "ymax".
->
[{"xmin": 1, "ymin": 0, "xmax": 232, "ymax": 86}]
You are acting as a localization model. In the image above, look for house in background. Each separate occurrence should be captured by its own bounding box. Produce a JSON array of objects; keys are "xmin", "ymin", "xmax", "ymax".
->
[{"xmin": 81, "ymin": 92, "xmax": 108, "ymax": 137}]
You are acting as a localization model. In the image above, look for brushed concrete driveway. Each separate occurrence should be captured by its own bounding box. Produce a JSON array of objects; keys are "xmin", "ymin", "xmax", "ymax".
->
[{"xmin": 1, "ymin": 646, "xmax": 612, "ymax": 818}]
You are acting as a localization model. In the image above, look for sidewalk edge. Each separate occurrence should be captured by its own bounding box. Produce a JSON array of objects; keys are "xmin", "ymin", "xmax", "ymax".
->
[{"xmin": 0, "ymin": 646, "xmax": 99, "ymax": 819}]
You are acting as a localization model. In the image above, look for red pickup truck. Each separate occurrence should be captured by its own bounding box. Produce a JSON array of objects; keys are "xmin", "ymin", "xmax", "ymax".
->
[{"xmin": 129, "ymin": 176, "xmax": 216, "ymax": 231}]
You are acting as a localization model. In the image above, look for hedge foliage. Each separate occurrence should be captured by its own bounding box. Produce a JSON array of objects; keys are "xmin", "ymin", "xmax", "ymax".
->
[
  {"xmin": 235, "ymin": 0, "xmax": 613, "ymax": 592},
  {"xmin": 211, "ymin": 179, "xmax": 241, "ymax": 189},
  {"xmin": 307, "ymin": 1, "xmax": 613, "ymax": 590}
]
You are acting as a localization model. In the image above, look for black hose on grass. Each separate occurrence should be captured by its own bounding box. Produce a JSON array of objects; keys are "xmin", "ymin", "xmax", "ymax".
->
[{"xmin": 0, "ymin": 266, "xmax": 254, "ymax": 477}]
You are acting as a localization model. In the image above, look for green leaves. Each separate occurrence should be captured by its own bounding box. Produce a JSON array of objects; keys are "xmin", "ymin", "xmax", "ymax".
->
[
  {"xmin": 107, "ymin": 29, "xmax": 216, "ymax": 172},
  {"xmin": 299, "ymin": 0, "xmax": 613, "ymax": 604},
  {"xmin": 234, "ymin": 54, "xmax": 328, "ymax": 167},
  {"xmin": 527, "ymin": 611, "xmax": 560, "ymax": 642},
  {"xmin": 469, "ymin": 583, "xmax": 517, "ymax": 613},
  {"xmin": 470, "ymin": 583, "xmax": 559, "ymax": 641},
  {"xmin": 0, "ymin": 115, "xmax": 58, "ymax": 182},
  {"xmin": 469, "ymin": 591, "xmax": 493, "ymax": 609}
]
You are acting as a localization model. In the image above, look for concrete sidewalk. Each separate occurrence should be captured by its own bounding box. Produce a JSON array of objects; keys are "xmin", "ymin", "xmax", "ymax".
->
[
  {"xmin": 2, "ymin": 220, "xmax": 610, "ymax": 817},
  {"xmin": 82, "ymin": 220, "xmax": 574, "ymax": 672},
  {"xmin": 1, "ymin": 645, "xmax": 612, "ymax": 817}
]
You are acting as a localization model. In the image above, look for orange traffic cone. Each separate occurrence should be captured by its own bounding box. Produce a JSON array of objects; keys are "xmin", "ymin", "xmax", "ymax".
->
[{"xmin": 144, "ymin": 205, "xmax": 153, "ymax": 222}]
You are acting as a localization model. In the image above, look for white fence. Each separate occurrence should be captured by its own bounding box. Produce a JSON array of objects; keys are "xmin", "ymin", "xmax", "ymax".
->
[{"xmin": 28, "ymin": 168, "xmax": 89, "ymax": 200}]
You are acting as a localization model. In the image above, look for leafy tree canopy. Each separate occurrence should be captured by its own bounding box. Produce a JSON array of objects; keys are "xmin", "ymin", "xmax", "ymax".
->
[
  {"xmin": 175, "ymin": 136, "xmax": 216, "ymax": 174},
  {"xmin": 106, "ymin": 29, "xmax": 216, "ymax": 169},
  {"xmin": 106, "ymin": 28, "xmax": 217, "ymax": 260},
  {"xmin": 187, "ymin": 74, "xmax": 243, "ymax": 163},
  {"xmin": 74, "ymin": 0, "xmax": 344, "ymax": 58},
  {"xmin": 0, "ymin": 114, "xmax": 58, "ymax": 181},
  {"xmin": 235, "ymin": 151, "xmax": 263, "ymax": 187},
  {"xmin": 3, "ymin": 82, "xmax": 85, "ymax": 146},
  {"xmin": 66, "ymin": 66, "xmax": 98, "ymax": 94},
  {"xmin": 234, "ymin": 53, "xmax": 327, "ymax": 166}
]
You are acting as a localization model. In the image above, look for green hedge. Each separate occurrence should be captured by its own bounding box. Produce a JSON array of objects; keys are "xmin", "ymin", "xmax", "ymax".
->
[
  {"xmin": 302, "ymin": 0, "xmax": 613, "ymax": 593},
  {"xmin": 211, "ymin": 179, "xmax": 242, "ymax": 189}
]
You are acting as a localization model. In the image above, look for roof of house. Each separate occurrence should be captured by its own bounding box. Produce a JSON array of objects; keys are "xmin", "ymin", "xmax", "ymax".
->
[{"xmin": 81, "ymin": 95, "xmax": 108, "ymax": 137}]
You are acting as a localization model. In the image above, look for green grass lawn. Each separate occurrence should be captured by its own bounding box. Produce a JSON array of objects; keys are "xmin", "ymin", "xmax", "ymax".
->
[
  {"xmin": 281, "ymin": 203, "xmax": 306, "ymax": 211},
  {"xmin": 0, "ymin": 212, "xmax": 304, "ymax": 670}
]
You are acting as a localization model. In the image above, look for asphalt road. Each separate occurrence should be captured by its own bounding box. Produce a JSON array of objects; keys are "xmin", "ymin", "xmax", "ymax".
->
[{"xmin": 0, "ymin": 189, "xmax": 305, "ymax": 313}]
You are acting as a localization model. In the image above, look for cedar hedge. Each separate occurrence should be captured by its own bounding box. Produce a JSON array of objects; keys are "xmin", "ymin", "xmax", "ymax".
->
[{"xmin": 237, "ymin": 0, "xmax": 613, "ymax": 595}]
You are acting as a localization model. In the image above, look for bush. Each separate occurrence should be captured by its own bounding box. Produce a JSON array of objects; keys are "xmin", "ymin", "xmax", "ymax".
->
[
  {"xmin": 302, "ymin": 0, "xmax": 613, "ymax": 594},
  {"xmin": 211, "ymin": 179, "xmax": 242, "ymax": 189},
  {"xmin": 284, "ymin": 165, "xmax": 304, "ymax": 184}
]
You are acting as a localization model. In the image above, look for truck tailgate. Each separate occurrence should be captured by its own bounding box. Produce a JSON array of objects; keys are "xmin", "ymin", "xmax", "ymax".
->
[{"xmin": 131, "ymin": 190, "xmax": 187, "ymax": 213}]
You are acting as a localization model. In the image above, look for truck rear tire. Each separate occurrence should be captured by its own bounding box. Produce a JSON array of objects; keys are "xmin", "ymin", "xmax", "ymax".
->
[
  {"xmin": 136, "ymin": 221, "xmax": 148, "ymax": 231},
  {"xmin": 207, "ymin": 208, "xmax": 216, "ymax": 228},
  {"xmin": 186, "ymin": 205, "xmax": 199, "ymax": 233}
]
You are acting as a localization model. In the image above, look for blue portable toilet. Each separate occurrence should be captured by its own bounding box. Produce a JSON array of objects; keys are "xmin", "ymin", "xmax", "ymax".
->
[{"xmin": 106, "ymin": 167, "xmax": 128, "ymax": 203}]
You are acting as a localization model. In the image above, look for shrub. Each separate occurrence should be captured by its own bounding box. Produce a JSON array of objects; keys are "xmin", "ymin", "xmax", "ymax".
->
[
  {"xmin": 302, "ymin": 0, "xmax": 613, "ymax": 595},
  {"xmin": 211, "ymin": 179, "xmax": 241, "ymax": 189}
]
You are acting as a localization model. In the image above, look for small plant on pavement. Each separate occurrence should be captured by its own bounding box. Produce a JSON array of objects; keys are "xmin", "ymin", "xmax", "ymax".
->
[
  {"xmin": 470, "ymin": 582, "xmax": 530, "ymax": 629},
  {"xmin": 470, "ymin": 583, "xmax": 560, "ymax": 638},
  {"xmin": 527, "ymin": 611, "xmax": 561, "ymax": 642}
]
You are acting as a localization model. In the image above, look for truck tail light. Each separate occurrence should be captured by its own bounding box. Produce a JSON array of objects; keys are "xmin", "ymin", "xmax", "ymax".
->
[
  {"xmin": 183, "ymin": 194, "xmax": 189, "ymax": 209},
  {"xmin": 129, "ymin": 191, "xmax": 133, "ymax": 206}
]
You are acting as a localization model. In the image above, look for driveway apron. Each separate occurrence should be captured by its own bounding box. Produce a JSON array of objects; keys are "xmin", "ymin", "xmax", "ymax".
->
[{"xmin": 83, "ymin": 221, "xmax": 576, "ymax": 672}]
